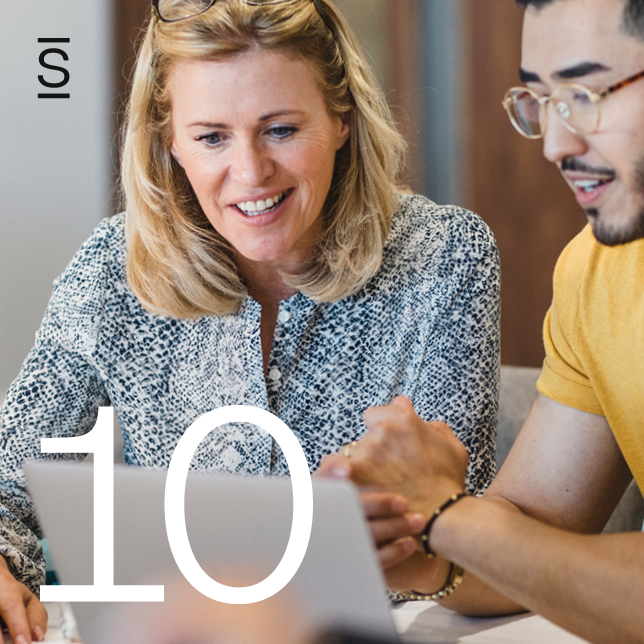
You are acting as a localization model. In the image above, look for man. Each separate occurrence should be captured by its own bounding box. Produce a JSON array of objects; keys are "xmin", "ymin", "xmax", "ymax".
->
[{"xmin": 319, "ymin": 1, "xmax": 644, "ymax": 642}]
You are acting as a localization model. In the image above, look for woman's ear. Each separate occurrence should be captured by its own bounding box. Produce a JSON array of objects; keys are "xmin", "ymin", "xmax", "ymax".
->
[
  {"xmin": 170, "ymin": 143, "xmax": 184, "ymax": 168},
  {"xmin": 336, "ymin": 111, "xmax": 351, "ymax": 150}
]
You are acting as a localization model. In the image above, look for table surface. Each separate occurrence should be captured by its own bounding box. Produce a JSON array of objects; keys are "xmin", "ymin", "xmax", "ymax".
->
[
  {"xmin": 2, "ymin": 601, "xmax": 590, "ymax": 644},
  {"xmin": 392, "ymin": 600, "xmax": 590, "ymax": 643}
]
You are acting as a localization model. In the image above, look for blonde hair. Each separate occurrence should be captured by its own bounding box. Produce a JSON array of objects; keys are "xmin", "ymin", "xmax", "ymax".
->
[{"xmin": 122, "ymin": 0, "xmax": 406, "ymax": 317}]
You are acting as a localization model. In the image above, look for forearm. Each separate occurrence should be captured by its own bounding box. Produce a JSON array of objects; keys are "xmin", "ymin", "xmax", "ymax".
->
[
  {"xmin": 431, "ymin": 496, "xmax": 644, "ymax": 644},
  {"xmin": 403, "ymin": 497, "xmax": 525, "ymax": 616}
]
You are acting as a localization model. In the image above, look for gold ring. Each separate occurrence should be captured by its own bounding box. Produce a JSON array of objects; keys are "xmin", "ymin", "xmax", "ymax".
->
[{"xmin": 343, "ymin": 441, "xmax": 357, "ymax": 458}]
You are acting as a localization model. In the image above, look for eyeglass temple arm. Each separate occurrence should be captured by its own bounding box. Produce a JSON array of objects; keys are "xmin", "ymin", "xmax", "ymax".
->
[
  {"xmin": 600, "ymin": 69, "xmax": 644, "ymax": 98},
  {"xmin": 312, "ymin": 0, "xmax": 334, "ymax": 33}
]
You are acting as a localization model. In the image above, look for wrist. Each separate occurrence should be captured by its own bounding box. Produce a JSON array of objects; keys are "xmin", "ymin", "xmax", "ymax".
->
[
  {"xmin": 429, "ymin": 494, "xmax": 478, "ymax": 559},
  {"xmin": 420, "ymin": 492, "xmax": 469, "ymax": 558},
  {"xmin": 402, "ymin": 556, "xmax": 451, "ymax": 596}
]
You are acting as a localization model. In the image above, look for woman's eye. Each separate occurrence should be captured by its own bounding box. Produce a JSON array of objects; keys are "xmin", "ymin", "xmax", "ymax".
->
[
  {"xmin": 195, "ymin": 132, "xmax": 225, "ymax": 147},
  {"xmin": 268, "ymin": 125, "xmax": 296, "ymax": 139}
]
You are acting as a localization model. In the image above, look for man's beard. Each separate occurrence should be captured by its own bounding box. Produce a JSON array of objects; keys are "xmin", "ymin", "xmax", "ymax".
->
[{"xmin": 586, "ymin": 153, "xmax": 644, "ymax": 247}]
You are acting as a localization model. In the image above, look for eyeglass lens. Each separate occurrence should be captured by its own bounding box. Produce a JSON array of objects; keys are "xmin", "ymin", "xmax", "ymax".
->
[
  {"xmin": 506, "ymin": 89, "xmax": 542, "ymax": 137},
  {"xmin": 507, "ymin": 85, "xmax": 600, "ymax": 137},
  {"xmin": 550, "ymin": 85, "xmax": 599, "ymax": 134}
]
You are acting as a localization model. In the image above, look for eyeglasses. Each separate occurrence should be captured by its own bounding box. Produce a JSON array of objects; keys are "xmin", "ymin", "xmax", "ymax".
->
[
  {"xmin": 502, "ymin": 69, "xmax": 644, "ymax": 139},
  {"xmin": 151, "ymin": 0, "xmax": 334, "ymax": 33}
]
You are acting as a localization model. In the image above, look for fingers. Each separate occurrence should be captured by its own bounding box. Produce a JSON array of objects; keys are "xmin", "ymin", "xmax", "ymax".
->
[
  {"xmin": 377, "ymin": 536, "xmax": 417, "ymax": 569},
  {"xmin": 0, "ymin": 557, "xmax": 47, "ymax": 643},
  {"xmin": 24, "ymin": 592, "xmax": 47, "ymax": 643},
  {"xmin": 370, "ymin": 514, "xmax": 425, "ymax": 546},
  {"xmin": 361, "ymin": 492, "xmax": 409, "ymax": 518},
  {"xmin": 362, "ymin": 492, "xmax": 425, "ymax": 566},
  {"xmin": 390, "ymin": 395, "xmax": 414, "ymax": 410},
  {"xmin": 363, "ymin": 397, "xmax": 422, "ymax": 434},
  {"xmin": 0, "ymin": 583, "xmax": 45, "ymax": 644},
  {"xmin": 315, "ymin": 453, "xmax": 351, "ymax": 479}
]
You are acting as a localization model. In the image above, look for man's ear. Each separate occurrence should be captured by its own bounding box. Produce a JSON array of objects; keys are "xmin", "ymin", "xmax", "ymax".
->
[
  {"xmin": 336, "ymin": 111, "xmax": 351, "ymax": 150},
  {"xmin": 170, "ymin": 143, "xmax": 184, "ymax": 168}
]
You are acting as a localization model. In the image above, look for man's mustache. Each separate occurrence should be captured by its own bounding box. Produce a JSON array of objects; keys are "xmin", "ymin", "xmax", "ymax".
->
[{"xmin": 561, "ymin": 157, "xmax": 616, "ymax": 178}]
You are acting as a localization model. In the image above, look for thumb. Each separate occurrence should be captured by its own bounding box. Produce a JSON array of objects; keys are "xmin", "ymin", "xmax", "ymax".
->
[{"xmin": 390, "ymin": 395, "xmax": 414, "ymax": 411}]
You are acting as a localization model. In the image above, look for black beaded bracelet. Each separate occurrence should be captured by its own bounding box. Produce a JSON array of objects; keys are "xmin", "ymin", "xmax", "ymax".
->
[{"xmin": 420, "ymin": 492, "xmax": 469, "ymax": 558}]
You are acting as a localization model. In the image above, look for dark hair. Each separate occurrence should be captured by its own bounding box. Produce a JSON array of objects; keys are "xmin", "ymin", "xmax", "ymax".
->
[{"xmin": 516, "ymin": 0, "xmax": 644, "ymax": 40}]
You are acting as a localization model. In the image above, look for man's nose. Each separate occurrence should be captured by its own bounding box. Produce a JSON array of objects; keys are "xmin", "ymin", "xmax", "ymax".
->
[
  {"xmin": 229, "ymin": 139, "xmax": 274, "ymax": 186},
  {"xmin": 542, "ymin": 103, "xmax": 588, "ymax": 165}
]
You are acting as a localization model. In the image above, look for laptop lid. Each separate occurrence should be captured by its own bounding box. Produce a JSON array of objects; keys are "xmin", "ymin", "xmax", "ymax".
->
[{"xmin": 24, "ymin": 461, "xmax": 399, "ymax": 643}]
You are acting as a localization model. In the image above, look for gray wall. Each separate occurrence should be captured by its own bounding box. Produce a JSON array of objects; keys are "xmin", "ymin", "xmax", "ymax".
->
[
  {"xmin": 0, "ymin": 1, "xmax": 113, "ymax": 400},
  {"xmin": 418, "ymin": 0, "xmax": 465, "ymax": 206}
]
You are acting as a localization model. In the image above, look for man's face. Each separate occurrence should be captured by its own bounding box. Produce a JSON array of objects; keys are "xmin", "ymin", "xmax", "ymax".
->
[{"xmin": 521, "ymin": 0, "xmax": 644, "ymax": 245}]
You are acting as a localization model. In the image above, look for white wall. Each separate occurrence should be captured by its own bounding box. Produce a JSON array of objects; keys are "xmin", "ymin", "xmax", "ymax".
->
[{"xmin": 0, "ymin": 1, "xmax": 113, "ymax": 400}]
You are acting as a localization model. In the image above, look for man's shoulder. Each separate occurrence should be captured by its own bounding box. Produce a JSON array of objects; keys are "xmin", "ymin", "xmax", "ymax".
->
[
  {"xmin": 554, "ymin": 224, "xmax": 644, "ymax": 304},
  {"xmin": 552, "ymin": 225, "xmax": 595, "ymax": 295}
]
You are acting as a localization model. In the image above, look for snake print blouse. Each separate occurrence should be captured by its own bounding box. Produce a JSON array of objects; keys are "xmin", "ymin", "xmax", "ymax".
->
[{"xmin": 0, "ymin": 193, "xmax": 500, "ymax": 592}]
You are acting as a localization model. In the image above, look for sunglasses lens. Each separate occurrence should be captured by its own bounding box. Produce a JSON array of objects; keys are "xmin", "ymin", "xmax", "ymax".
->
[
  {"xmin": 157, "ymin": 0, "xmax": 215, "ymax": 21},
  {"xmin": 505, "ymin": 88, "xmax": 542, "ymax": 137}
]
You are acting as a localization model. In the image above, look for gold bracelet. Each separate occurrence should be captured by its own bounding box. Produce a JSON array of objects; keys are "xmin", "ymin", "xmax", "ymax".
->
[{"xmin": 398, "ymin": 562, "xmax": 465, "ymax": 601}]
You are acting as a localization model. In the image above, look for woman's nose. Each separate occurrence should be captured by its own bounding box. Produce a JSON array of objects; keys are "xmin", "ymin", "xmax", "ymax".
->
[
  {"xmin": 541, "ymin": 104, "xmax": 588, "ymax": 165},
  {"xmin": 229, "ymin": 140, "xmax": 274, "ymax": 186}
]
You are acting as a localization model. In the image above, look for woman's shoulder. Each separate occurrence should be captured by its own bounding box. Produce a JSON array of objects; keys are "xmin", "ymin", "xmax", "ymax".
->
[
  {"xmin": 53, "ymin": 213, "xmax": 127, "ymax": 286},
  {"xmin": 387, "ymin": 193, "xmax": 498, "ymax": 266}
]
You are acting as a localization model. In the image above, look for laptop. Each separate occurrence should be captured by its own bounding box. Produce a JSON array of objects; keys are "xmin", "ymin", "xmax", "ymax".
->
[{"xmin": 23, "ymin": 461, "xmax": 400, "ymax": 643}]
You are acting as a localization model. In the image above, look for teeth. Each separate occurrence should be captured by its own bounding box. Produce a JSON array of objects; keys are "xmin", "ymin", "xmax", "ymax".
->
[
  {"xmin": 237, "ymin": 191, "xmax": 286, "ymax": 216},
  {"xmin": 574, "ymin": 180, "xmax": 601, "ymax": 193}
]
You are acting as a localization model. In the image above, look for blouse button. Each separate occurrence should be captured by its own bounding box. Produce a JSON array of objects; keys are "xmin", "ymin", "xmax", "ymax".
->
[
  {"xmin": 277, "ymin": 310, "xmax": 291, "ymax": 324},
  {"xmin": 268, "ymin": 367, "xmax": 282, "ymax": 382}
]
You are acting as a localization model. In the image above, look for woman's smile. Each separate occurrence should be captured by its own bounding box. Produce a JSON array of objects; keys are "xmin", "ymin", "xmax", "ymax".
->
[{"xmin": 233, "ymin": 188, "xmax": 291, "ymax": 218}]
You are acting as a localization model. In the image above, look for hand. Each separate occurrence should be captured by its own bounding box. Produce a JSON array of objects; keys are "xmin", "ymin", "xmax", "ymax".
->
[
  {"xmin": 346, "ymin": 396, "xmax": 469, "ymax": 516},
  {"xmin": 0, "ymin": 556, "xmax": 47, "ymax": 643},
  {"xmin": 360, "ymin": 492, "xmax": 423, "ymax": 567},
  {"xmin": 315, "ymin": 461, "xmax": 422, "ymax": 567}
]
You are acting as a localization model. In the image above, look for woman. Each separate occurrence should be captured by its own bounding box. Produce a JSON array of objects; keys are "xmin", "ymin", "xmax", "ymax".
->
[{"xmin": 0, "ymin": 0, "xmax": 500, "ymax": 641}]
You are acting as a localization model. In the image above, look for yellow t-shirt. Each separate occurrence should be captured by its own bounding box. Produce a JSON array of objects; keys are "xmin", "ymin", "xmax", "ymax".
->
[{"xmin": 537, "ymin": 225, "xmax": 644, "ymax": 491}]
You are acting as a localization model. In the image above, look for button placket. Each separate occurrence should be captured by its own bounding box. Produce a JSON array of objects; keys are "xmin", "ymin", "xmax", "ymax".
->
[{"xmin": 268, "ymin": 307, "xmax": 289, "ymax": 385}]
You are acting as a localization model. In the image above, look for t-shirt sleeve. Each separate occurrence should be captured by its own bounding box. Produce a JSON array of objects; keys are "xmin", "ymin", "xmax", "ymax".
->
[{"xmin": 536, "ymin": 229, "xmax": 603, "ymax": 416}]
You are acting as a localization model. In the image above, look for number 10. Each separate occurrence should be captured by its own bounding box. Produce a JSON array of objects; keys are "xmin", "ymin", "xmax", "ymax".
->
[{"xmin": 39, "ymin": 405, "xmax": 313, "ymax": 605}]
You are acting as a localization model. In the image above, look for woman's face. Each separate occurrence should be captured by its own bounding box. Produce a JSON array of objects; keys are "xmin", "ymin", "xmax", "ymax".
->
[{"xmin": 169, "ymin": 49, "xmax": 350, "ymax": 275}]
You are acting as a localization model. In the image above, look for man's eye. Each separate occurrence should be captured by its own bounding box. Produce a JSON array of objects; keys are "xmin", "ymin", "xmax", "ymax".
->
[
  {"xmin": 196, "ymin": 132, "xmax": 224, "ymax": 147},
  {"xmin": 268, "ymin": 126, "xmax": 296, "ymax": 139},
  {"xmin": 571, "ymin": 91, "xmax": 592, "ymax": 105}
]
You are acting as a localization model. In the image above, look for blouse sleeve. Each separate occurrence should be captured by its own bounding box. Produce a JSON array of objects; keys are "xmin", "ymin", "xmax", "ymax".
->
[
  {"xmin": 0, "ymin": 219, "xmax": 114, "ymax": 593},
  {"xmin": 408, "ymin": 214, "xmax": 501, "ymax": 496}
]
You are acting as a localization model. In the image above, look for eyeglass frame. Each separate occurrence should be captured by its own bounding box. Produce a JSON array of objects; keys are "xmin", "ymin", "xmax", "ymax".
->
[
  {"xmin": 151, "ymin": 0, "xmax": 335, "ymax": 34},
  {"xmin": 502, "ymin": 68, "xmax": 644, "ymax": 139}
]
